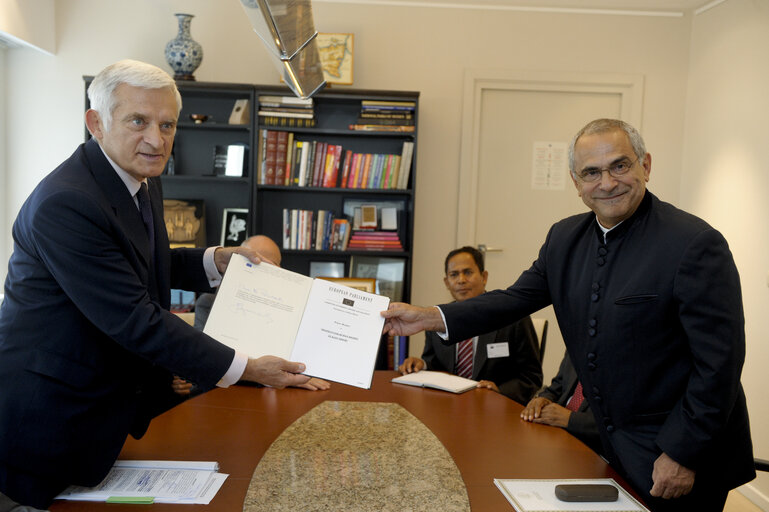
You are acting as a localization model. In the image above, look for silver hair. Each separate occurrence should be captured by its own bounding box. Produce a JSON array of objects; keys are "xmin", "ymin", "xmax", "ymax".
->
[
  {"xmin": 567, "ymin": 119, "xmax": 646, "ymax": 178},
  {"xmin": 87, "ymin": 59, "xmax": 182, "ymax": 131}
]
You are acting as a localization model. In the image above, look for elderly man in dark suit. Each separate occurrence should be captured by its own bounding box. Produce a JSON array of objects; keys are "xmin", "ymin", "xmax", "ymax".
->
[
  {"xmin": 382, "ymin": 118, "xmax": 754, "ymax": 511},
  {"xmin": 398, "ymin": 246, "xmax": 542, "ymax": 404},
  {"xmin": 0, "ymin": 60, "xmax": 309, "ymax": 510}
]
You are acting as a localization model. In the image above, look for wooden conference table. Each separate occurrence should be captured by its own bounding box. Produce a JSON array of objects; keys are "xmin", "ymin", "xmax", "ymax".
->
[{"xmin": 51, "ymin": 371, "xmax": 637, "ymax": 511}]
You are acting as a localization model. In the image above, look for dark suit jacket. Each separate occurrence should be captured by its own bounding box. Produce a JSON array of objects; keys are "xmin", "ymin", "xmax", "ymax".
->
[
  {"xmin": 0, "ymin": 140, "xmax": 235, "ymax": 507},
  {"xmin": 440, "ymin": 192, "xmax": 754, "ymax": 500},
  {"xmin": 537, "ymin": 351, "xmax": 601, "ymax": 454},
  {"xmin": 422, "ymin": 316, "xmax": 542, "ymax": 404}
]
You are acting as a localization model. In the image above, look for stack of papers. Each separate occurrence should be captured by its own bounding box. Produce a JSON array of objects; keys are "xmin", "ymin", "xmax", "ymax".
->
[
  {"xmin": 494, "ymin": 479, "xmax": 649, "ymax": 512},
  {"xmin": 391, "ymin": 370, "xmax": 478, "ymax": 393},
  {"xmin": 55, "ymin": 460, "xmax": 226, "ymax": 504}
]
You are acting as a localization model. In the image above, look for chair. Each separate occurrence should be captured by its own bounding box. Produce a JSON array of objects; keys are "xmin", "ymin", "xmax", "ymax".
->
[{"xmin": 531, "ymin": 318, "xmax": 549, "ymax": 362}]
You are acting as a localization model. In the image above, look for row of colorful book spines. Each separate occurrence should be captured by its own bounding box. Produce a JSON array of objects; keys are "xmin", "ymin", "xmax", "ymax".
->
[
  {"xmin": 260, "ymin": 150, "xmax": 408, "ymax": 190},
  {"xmin": 281, "ymin": 209, "xmax": 350, "ymax": 251},
  {"xmin": 341, "ymin": 152, "xmax": 404, "ymax": 190}
]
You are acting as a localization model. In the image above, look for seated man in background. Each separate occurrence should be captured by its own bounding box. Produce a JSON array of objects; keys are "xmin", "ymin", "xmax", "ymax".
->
[
  {"xmin": 398, "ymin": 246, "xmax": 542, "ymax": 404},
  {"xmin": 178, "ymin": 234, "xmax": 329, "ymax": 394},
  {"xmin": 521, "ymin": 351, "xmax": 602, "ymax": 454}
]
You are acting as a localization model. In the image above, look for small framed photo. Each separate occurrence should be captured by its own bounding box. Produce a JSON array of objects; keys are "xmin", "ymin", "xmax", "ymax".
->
[
  {"xmin": 309, "ymin": 261, "xmax": 346, "ymax": 278},
  {"xmin": 319, "ymin": 277, "xmax": 376, "ymax": 294},
  {"xmin": 221, "ymin": 208, "xmax": 248, "ymax": 246},
  {"xmin": 350, "ymin": 256, "xmax": 406, "ymax": 302},
  {"xmin": 316, "ymin": 33, "xmax": 354, "ymax": 85}
]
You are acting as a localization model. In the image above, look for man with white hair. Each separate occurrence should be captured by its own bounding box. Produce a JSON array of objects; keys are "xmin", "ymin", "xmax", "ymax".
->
[{"xmin": 0, "ymin": 60, "xmax": 309, "ymax": 509}]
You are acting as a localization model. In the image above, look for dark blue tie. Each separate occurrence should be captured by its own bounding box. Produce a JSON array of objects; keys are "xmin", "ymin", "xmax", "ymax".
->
[{"xmin": 136, "ymin": 182, "xmax": 155, "ymax": 263}]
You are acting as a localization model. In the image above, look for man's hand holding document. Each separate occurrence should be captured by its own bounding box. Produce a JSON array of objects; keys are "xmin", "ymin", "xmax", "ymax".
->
[{"xmin": 204, "ymin": 254, "xmax": 389, "ymax": 389}]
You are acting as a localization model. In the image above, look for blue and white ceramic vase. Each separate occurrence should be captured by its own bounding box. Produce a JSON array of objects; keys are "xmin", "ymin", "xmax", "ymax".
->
[{"xmin": 164, "ymin": 13, "xmax": 203, "ymax": 81}]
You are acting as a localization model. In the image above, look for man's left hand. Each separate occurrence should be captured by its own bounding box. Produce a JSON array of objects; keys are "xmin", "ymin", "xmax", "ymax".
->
[
  {"xmin": 649, "ymin": 452, "xmax": 695, "ymax": 499},
  {"xmin": 476, "ymin": 380, "xmax": 499, "ymax": 392},
  {"xmin": 213, "ymin": 246, "xmax": 276, "ymax": 274}
]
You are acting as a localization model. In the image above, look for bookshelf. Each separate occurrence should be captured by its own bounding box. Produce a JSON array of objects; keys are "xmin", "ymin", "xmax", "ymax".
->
[{"xmin": 254, "ymin": 87, "xmax": 418, "ymax": 370}]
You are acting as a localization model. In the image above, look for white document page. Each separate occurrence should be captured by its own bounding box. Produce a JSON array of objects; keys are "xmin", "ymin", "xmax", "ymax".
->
[
  {"xmin": 204, "ymin": 256, "xmax": 313, "ymax": 359},
  {"xmin": 494, "ymin": 479, "xmax": 648, "ymax": 512},
  {"xmin": 291, "ymin": 278, "xmax": 390, "ymax": 389},
  {"xmin": 55, "ymin": 460, "xmax": 226, "ymax": 504}
]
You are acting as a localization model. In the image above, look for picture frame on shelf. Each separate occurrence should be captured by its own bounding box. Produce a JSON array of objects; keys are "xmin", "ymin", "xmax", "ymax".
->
[
  {"xmin": 213, "ymin": 144, "xmax": 248, "ymax": 177},
  {"xmin": 349, "ymin": 256, "xmax": 405, "ymax": 302},
  {"xmin": 316, "ymin": 33, "xmax": 354, "ymax": 85},
  {"xmin": 221, "ymin": 208, "xmax": 248, "ymax": 246},
  {"xmin": 319, "ymin": 277, "xmax": 376, "ymax": 294},
  {"xmin": 309, "ymin": 261, "xmax": 346, "ymax": 278},
  {"xmin": 163, "ymin": 199, "xmax": 206, "ymax": 248}
]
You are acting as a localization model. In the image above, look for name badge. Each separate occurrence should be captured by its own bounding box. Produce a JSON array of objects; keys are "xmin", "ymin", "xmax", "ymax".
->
[{"xmin": 487, "ymin": 342, "xmax": 509, "ymax": 359}]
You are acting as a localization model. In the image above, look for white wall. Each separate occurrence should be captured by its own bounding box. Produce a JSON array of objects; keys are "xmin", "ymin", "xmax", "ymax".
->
[
  {"xmin": 0, "ymin": 0, "xmax": 55, "ymax": 53},
  {"xmin": 682, "ymin": 0, "xmax": 769, "ymax": 504}
]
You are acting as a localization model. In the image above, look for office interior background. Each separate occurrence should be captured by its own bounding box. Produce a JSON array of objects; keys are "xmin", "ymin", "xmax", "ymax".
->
[{"xmin": 1, "ymin": 0, "xmax": 767, "ymax": 506}]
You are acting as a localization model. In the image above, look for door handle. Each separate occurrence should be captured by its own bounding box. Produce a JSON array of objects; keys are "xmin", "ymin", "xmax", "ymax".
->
[{"xmin": 478, "ymin": 244, "xmax": 503, "ymax": 253}]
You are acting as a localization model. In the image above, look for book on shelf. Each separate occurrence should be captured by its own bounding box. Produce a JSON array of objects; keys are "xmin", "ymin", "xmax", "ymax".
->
[
  {"xmin": 359, "ymin": 111, "xmax": 414, "ymax": 120},
  {"xmin": 258, "ymin": 109, "xmax": 315, "ymax": 119},
  {"xmin": 283, "ymin": 209, "xmax": 351, "ymax": 251},
  {"xmin": 274, "ymin": 131, "xmax": 289, "ymax": 186},
  {"xmin": 348, "ymin": 124, "xmax": 415, "ymax": 133},
  {"xmin": 391, "ymin": 371, "xmax": 478, "ymax": 394},
  {"xmin": 361, "ymin": 100, "xmax": 416, "ymax": 109},
  {"xmin": 259, "ymin": 95, "xmax": 314, "ymax": 107},
  {"xmin": 339, "ymin": 149, "xmax": 353, "ymax": 188},
  {"xmin": 356, "ymin": 116, "xmax": 415, "ymax": 126},
  {"xmin": 262, "ymin": 130, "xmax": 279, "ymax": 185},
  {"xmin": 347, "ymin": 230, "xmax": 403, "ymax": 251},
  {"xmin": 385, "ymin": 335, "xmax": 408, "ymax": 370},
  {"xmin": 260, "ymin": 116, "xmax": 317, "ymax": 128},
  {"xmin": 397, "ymin": 141, "xmax": 414, "ymax": 189},
  {"xmin": 204, "ymin": 254, "xmax": 389, "ymax": 389},
  {"xmin": 322, "ymin": 144, "xmax": 343, "ymax": 188}
]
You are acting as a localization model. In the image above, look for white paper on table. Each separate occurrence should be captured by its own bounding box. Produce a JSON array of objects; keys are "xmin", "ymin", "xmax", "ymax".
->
[
  {"xmin": 494, "ymin": 478, "xmax": 649, "ymax": 512},
  {"xmin": 55, "ymin": 460, "xmax": 226, "ymax": 504}
]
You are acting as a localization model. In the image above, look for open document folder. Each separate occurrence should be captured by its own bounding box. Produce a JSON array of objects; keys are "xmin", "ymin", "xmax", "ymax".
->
[
  {"xmin": 204, "ymin": 254, "xmax": 390, "ymax": 389},
  {"xmin": 55, "ymin": 460, "xmax": 226, "ymax": 504}
]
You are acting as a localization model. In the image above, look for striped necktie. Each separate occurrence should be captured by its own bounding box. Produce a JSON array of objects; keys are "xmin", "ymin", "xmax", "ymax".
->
[{"xmin": 456, "ymin": 338, "xmax": 474, "ymax": 379}]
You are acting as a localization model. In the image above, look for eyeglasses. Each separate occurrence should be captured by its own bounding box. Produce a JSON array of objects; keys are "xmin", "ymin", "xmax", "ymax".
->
[{"xmin": 576, "ymin": 156, "xmax": 639, "ymax": 183}]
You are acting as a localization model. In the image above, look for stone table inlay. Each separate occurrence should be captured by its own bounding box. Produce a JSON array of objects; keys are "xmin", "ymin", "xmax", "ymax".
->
[{"xmin": 245, "ymin": 401, "xmax": 470, "ymax": 512}]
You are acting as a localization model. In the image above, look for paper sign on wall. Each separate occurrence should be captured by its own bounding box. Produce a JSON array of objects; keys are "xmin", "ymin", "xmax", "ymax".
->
[{"xmin": 531, "ymin": 141, "xmax": 567, "ymax": 190}]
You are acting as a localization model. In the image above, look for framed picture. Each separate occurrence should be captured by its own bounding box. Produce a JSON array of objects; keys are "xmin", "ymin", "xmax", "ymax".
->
[
  {"xmin": 350, "ymin": 256, "xmax": 406, "ymax": 302},
  {"xmin": 316, "ymin": 33, "xmax": 354, "ymax": 85},
  {"xmin": 163, "ymin": 199, "xmax": 206, "ymax": 248},
  {"xmin": 309, "ymin": 261, "xmax": 346, "ymax": 278},
  {"xmin": 221, "ymin": 208, "xmax": 248, "ymax": 246},
  {"xmin": 319, "ymin": 277, "xmax": 376, "ymax": 294}
]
